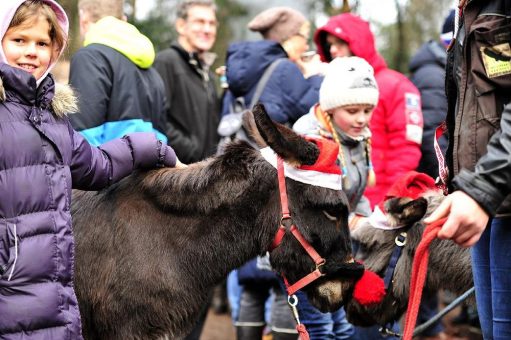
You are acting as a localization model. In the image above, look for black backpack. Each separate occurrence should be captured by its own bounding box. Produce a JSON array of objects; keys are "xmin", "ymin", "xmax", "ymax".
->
[{"xmin": 216, "ymin": 59, "xmax": 284, "ymax": 152}]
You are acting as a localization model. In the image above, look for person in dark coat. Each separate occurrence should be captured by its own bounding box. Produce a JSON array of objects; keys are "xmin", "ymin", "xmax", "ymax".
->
[
  {"xmin": 409, "ymin": 9, "xmax": 454, "ymax": 179},
  {"xmin": 68, "ymin": 0, "xmax": 168, "ymax": 146},
  {"xmin": 153, "ymin": 0, "xmax": 220, "ymax": 164},
  {"xmin": 221, "ymin": 8, "xmax": 324, "ymax": 124},
  {"xmin": 0, "ymin": 1, "xmax": 178, "ymax": 339}
]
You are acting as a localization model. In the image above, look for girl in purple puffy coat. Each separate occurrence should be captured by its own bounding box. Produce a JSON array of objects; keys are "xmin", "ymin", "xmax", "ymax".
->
[{"xmin": 0, "ymin": 1, "xmax": 180, "ymax": 339}]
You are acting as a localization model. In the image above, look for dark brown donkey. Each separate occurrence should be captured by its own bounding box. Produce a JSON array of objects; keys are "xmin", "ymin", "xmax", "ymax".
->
[{"xmin": 72, "ymin": 104, "xmax": 364, "ymax": 340}]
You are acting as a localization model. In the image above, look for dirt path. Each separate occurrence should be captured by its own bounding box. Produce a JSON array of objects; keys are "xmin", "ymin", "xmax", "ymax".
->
[
  {"xmin": 199, "ymin": 306, "xmax": 482, "ymax": 340},
  {"xmin": 200, "ymin": 309, "xmax": 235, "ymax": 340}
]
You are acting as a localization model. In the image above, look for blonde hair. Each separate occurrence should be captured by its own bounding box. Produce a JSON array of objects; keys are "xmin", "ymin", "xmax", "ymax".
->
[
  {"xmin": 9, "ymin": 0, "xmax": 66, "ymax": 57},
  {"xmin": 78, "ymin": 0, "xmax": 124, "ymax": 22}
]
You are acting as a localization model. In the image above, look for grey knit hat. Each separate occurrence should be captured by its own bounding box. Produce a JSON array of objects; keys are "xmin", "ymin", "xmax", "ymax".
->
[
  {"xmin": 320, "ymin": 57, "xmax": 379, "ymax": 111},
  {"xmin": 248, "ymin": 6, "xmax": 307, "ymax": 43}
]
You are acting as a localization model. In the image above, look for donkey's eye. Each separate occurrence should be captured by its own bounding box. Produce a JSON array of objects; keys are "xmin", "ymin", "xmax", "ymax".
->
[
  {"xmin": 322, "ymin": 205, "xmax": 344, "ymax": 221},
  {"xmin": 322, "ymin": 210, "xmax": 338, "ymax": 221}
]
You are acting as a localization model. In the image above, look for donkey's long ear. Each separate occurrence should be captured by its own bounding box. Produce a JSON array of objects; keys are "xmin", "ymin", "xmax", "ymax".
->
[
  {"xmin": 384, "ymin": 197, "xmax": 428, "ymax": 227},
  {"xmin": 242, "ymin": 109, "xmax": 267, "ymax": 148},
  {"xmin": 252, "ymin": 104, "xmax": 319, "ymax": 166}
]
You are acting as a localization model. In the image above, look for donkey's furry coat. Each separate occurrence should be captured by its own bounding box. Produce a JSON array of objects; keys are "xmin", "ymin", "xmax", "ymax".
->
[{"xmin": 72, "ymin": 106, "xmax": 362, "ymax": 340}]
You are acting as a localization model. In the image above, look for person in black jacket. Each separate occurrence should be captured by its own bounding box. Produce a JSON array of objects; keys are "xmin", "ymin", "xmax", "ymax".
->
[
  {"xmin": 153, "ymin": 0, "xmax": 220, "ymax": 164},
  {"xmin": 69, "ymin": 0, "xmax": 168, "ymax": 146}
]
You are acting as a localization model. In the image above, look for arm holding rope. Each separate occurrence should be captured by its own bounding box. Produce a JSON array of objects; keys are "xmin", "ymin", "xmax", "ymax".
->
[{"xmin": 424, "ymin": 191, "xmax": 489, "ymax": 247}]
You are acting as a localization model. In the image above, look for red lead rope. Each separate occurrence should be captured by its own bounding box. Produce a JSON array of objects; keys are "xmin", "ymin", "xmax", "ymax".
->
[{"xmin": 402, "ymin": 217, "xmax": 448, "ymax": 340}]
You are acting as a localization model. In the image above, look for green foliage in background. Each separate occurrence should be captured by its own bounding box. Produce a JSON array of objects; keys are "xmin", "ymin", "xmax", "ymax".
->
[{"xmin": 375, "ymin": 0, "xmax": 453, "ymax": 73}]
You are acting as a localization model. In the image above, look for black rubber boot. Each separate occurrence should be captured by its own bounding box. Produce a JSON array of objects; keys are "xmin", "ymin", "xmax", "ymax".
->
[
  {"xmin": 211, "ymin": 281, "xmax": 228, "ymax": 314},
  {"xmin": 271, "ymin": 331, "xmax": 299, "ymax": 340},
  {"xmin": 236, "ymin": 326, "xmax": 265, "ymax": 340}
]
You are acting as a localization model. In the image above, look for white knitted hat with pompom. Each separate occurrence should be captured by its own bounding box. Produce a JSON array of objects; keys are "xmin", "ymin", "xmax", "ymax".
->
[{"xmin": 319, "ymin": 56, "xmax": 379, "ymax": 111}]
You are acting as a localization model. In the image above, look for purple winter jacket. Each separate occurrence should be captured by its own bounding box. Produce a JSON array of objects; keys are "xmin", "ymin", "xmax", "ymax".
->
[{"xmin": 0, "ymin": 64, "xmax": 176, "ymax": 339}]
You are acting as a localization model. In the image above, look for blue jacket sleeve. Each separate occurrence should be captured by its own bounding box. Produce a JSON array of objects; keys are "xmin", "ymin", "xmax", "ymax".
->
[
  {"xmin": 260, "ymin": 61, "xmax": 323, "ymax": 124},
  {"xmin": 69, "ymin": 123, "xmax": 176, "ymax": 190}
]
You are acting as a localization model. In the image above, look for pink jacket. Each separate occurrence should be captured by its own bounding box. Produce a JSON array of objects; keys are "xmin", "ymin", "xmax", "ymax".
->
[{"xmin": 314, "ymin": 14, "xmax": 423, "ymax": 207}]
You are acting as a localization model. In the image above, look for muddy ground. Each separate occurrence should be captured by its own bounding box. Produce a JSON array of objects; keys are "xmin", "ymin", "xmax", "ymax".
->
[{"xmin": 199, "ymin": 304, "xmax": 482, "ymax": 340}]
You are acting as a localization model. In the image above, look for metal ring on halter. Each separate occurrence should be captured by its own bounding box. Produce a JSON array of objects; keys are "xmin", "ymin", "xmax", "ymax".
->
[
  {"xmin": 395, "ymin": 232, "xmax": 407, "ymax": 246},
  {"xmin": 379, "ymin": 326, "xmax": 401, "ymax": 337},
  {"xmin": 288, "ymin": 294, "xmax": 298, "ymax": 307},
  {"xmin": 287, "ymin": 294, "xmax": 302, "ymax": 325},
  {"xmin": 316, "ymin": 259, "xmax": 326, "ymax": 272},
  {"xmin": 280, "ymin": 216, "xmax": 293, "ymax": 227}
]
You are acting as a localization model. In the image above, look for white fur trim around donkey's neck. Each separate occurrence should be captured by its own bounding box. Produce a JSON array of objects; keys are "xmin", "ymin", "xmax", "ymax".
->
[{"xmin": 260, "ymin": 147, "xmax": 343, "ymax": 190}]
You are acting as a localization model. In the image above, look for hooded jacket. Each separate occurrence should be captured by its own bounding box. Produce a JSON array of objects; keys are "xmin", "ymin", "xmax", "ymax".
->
[
  {"xmin": 409, "ymin": 40, "xmax": 449, "ymax": 178},
  {"xmin": 314, "ymin": 14, "xmax": 423, "ymax": 207},
  {"xmin": 221, "ymin": 40, "xmax": 323, "ymax": 124},
  {"xmin": 446, "ymin": 0, "xmax": 511, "ymax": 216},
  {"xmin": 0, "ymin": 2, "xmax": 176, "ymax": 338},
  {"xmin": 69, "ymin": 16, "xmax": 168, "ymax": 146}
]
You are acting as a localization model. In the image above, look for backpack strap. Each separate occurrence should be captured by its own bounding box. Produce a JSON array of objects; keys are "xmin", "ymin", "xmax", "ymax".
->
[{"xmin": 248, "ymin": 58, "xmax": 285, "ymax": 109}]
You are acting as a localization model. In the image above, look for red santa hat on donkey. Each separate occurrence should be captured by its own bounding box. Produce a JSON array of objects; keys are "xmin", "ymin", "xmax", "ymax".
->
[
  {"xmin": 260, "ymin": 137, "xmax": 343, "ymax": 190},
  {"xmin": 369, "ymin": 171, "xmax": 439, "ymax": 230}
]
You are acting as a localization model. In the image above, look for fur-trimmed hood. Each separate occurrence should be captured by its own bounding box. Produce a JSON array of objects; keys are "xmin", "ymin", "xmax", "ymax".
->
[{"xmin": 0, "ymin": 75, "xmax": 78, "ymax": 118}]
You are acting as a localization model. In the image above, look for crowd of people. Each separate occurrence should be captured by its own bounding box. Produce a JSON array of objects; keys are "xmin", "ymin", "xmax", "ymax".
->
[{"xmin": 0, "ymin": 0, "xmax": 509, "ymax": 339}]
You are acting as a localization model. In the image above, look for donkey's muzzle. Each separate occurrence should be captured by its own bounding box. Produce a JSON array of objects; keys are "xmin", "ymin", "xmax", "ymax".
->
[{"xmin": 325, "ymin": 261, "xmax": 364, "ymax": 280}]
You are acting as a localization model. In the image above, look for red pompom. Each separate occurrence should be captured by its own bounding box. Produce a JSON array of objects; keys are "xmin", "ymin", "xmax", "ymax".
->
[{"xmin": 353, "ymin": 270, "xmax": 386, "ymax": 306}]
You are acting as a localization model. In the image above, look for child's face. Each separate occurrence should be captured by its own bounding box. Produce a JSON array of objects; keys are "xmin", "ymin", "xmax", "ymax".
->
[
  {"xmin": 330, "ymin": 104, "xmax": 374, "ymax": 137},
  {"xmin": 326, "ymin": 34, "xmax": 352, "ymax": 59},
  {"xmin": 2, "ymin": 15, "xmax": 53, "ymax": 81}
]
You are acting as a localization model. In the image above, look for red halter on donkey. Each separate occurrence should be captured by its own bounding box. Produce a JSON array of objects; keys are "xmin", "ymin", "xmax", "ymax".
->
[{"xmin": 263, "ymin": 137, "xmax": 385, "ymax": 339}]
